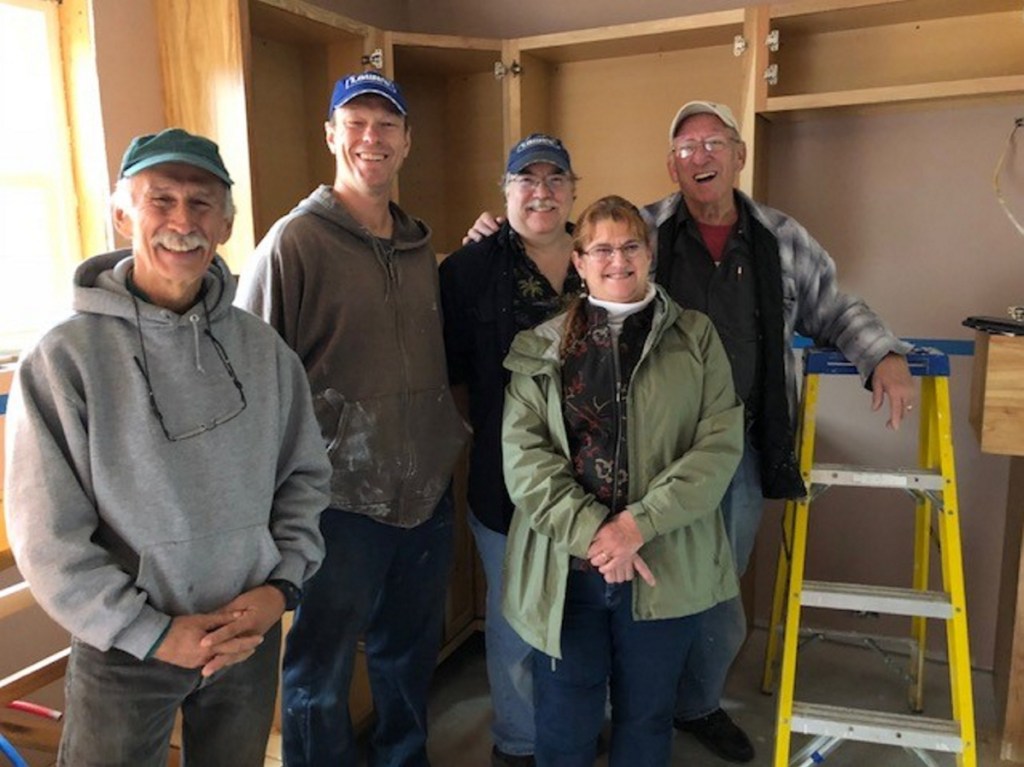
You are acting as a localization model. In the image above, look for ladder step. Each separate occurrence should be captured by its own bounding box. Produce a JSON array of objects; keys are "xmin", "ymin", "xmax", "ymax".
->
[
  {"xmin": 810, "ymin": 463, "xmax": 945, "ymax": 491},
  {"xmin": 790, "ymin": 702, "xmax": 963, "ymax": 752},
  {"xmin": 801, "ymin": 581, "xmax": 953, "ymax": 619}
]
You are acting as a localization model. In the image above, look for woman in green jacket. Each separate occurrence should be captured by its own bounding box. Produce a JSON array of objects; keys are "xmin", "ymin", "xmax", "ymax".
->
[{"xmin": 501, "ymin": 195, "xmax": 744, "ymax": 766}]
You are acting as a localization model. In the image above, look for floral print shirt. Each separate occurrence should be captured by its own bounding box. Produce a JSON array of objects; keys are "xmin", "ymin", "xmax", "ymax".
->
[
  {"xmin": 510, "ymin": 230, "xmax": 581, "ymax": 334},
  {"xmin": 561, "ymin": 301, "xmax": 655, "ymax": 515}
]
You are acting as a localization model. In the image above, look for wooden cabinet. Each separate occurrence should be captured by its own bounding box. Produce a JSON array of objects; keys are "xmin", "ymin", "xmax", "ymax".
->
[
  {"xmin": 384, "ymin": 32, "xmax": 506, "ymax": 257},
  {"xmin": 154, "ymin": 0, "xmax": 373, "ymax": 271},
  {"xmin": 155, "ymin": 0, "xmax": 1024, "ymax": 267},
  {"xmin": 507, "ymin": 11, "xmax": 752, "ymax": 207},
  {"xmin": 971, "ymin": 332, "xmax": 1024, "ymax": 456},
  {"xmin": 762, "ymin": 0, "xmax": 1024, "ymax": 115}
]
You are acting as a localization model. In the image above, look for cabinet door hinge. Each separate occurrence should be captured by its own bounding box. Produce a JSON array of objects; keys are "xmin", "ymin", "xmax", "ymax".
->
[
  {"xmin": 362, "ymin": 49, "xmax": 384, "ymax": 70},
  {"xmin": 766, "ymin": 29, "xmax": 780, "ymax": 52},
  {"xmin": 733, "ymin": 35, "xmax": 748, "ymax": 57},
  {"xmin": 494, "ymin": 60, "xmax": 522, "ymax": 79},
  {"xmin": 764, "ymin": 63, "xmax": 779, "ymax": 86}
]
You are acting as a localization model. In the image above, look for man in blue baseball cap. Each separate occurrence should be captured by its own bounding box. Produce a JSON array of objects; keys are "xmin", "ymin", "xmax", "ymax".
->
[
  {"xmin": 5, "ymin": 127, "xmax": 331, "ymax": 766},
  {"xmin": 239, "ymin": 72, "xmax": 467, "ymax": 766},
  {"xmin": 438, "ymin": 133, "xmax": 580, "ymax": 767}
]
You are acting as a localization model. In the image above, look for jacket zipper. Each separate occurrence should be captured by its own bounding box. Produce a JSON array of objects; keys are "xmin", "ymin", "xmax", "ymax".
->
[
  {"xmin": 377, "ymin": 238, "xmax": 415, "ymax": 516},
  {"xmin": 610, "ymin": 337, "xmax": 624, "ymax": 515}
]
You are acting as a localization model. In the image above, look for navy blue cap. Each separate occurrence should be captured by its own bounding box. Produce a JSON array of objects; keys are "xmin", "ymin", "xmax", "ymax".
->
[
  {"xmin": 506, "ymin": 133, "xmax": 573, "ymax": 175},
  {"xmin": 119, "ymin": 128, "xmax": 233, "ymax": 186},
  {"xmin": 328, "ymin": 72, "xmax": 408, "ymax": 118}
]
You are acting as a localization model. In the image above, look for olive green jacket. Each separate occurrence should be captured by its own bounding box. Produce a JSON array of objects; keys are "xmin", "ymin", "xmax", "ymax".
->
[{"xmin": 500, "ymin": 287, "xmax": 744, "ymax": 658}]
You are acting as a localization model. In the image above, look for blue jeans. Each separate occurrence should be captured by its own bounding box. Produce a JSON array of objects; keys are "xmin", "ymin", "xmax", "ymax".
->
[
  {"xmin": 469, "ymin": 511, "xmax": 535, "ymax": 757},
  {"xmin": 281, "ymin": 495, "xmax": 454, "ymax": 767},
  {"xmin": 534, "ymin": 569, "xmax": 701, "ymax": 767},
  {"xmin": 58, "ymin": 623, "xmax": 281, "ymax": 767},
  {"xmin": 675, "ymin": 436, "xmax": 763, "ymax": 721}
]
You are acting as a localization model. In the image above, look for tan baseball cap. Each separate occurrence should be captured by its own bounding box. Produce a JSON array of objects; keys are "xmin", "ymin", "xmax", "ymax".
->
[{"xmin": 668, "ymin": 101, "xmax": 741, "ymax": 142}]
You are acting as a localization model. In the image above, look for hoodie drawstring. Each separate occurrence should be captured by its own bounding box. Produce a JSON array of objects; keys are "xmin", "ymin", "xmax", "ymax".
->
[
  {"xmin": 188, "ymin": 314, "xmax": 206, "ymax": 373},
  {"xmin": 370, "ymin": 236, "xmax": 397, "ymax": 300}
]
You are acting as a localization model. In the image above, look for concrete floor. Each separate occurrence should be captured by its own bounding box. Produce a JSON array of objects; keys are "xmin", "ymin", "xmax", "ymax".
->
[{"xmin": 423, "ymin": 627, "xmax": 1009, "ymax": 766}]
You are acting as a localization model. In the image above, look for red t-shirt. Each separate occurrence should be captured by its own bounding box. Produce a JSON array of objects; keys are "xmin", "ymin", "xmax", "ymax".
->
[{"xmin": 696, "ymin": 221, "xmax": 733, "ymax": 263}]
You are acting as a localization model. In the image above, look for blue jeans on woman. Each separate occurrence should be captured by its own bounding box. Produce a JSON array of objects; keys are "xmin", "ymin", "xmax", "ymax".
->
[
  {"xmin": 281, "ymin": 495, "xmax": 455, "ymax": 767},
  {"xmin": 533, "ymin": 568, "xmax": 703, "ymax": 767},
  {"xmin": 469, "ymin": 511, "xmax": 535, "ymax": 758}
]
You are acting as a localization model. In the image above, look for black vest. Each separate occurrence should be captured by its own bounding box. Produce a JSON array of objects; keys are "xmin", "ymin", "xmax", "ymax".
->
[{"xmin": 656, "ymin": 200, "xmax": 804, "ymax": 500}]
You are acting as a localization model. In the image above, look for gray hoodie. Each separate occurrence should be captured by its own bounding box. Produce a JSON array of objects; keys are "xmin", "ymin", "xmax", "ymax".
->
[
  {"xmin": 4, "ymin": 250, "xmax": 331, "ymax": 659},
  {"xmin": 238, "ymin": 186, "xmax": 467, "ymax": 527}
]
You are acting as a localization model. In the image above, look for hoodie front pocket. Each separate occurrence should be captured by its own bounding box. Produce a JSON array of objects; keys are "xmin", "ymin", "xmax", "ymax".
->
[
  {"xmin": 314, "ymin": 388, "xmax": 351, "ymax": 457},
  {"xmin": 135, "ymin": 524, "xmax": 281, "ymax": 615}
]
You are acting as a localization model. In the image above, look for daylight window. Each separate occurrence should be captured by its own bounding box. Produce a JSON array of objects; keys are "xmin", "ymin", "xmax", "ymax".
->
[{"xmin": 0, "ymin": 0, "xmax": 82, "ymax": 358}]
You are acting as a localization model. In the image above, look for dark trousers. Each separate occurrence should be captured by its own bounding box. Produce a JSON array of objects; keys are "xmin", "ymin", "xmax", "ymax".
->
[
  {"xmin": 534, "ymin": 569, "xmax": 702, "ymax": 767},
  {"xmin": 281, "ymin": 495, "xmax": 455, "ymax": 767},
  {"xmin": 58, "ymin": 623, "xmax": 281, "ymax": 767}
]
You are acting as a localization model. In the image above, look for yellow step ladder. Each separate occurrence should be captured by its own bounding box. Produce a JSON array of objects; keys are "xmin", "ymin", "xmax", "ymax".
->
[{"xmin": 761, "ymin": 347, "xmax": 976, "ymax": 767}]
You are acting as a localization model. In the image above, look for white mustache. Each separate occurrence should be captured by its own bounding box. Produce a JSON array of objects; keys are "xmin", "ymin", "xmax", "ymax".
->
[{"xmin": 152, "ymin": 231, "xmax": 209, "ymax": 252}]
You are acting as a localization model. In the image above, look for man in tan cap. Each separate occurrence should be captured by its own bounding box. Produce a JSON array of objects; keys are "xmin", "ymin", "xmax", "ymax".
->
[{"xmin": 647, "ymin": 99, "xmax": 913, "ymax": 762}]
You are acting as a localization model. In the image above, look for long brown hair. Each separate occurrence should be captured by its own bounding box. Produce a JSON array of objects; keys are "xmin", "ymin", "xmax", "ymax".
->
[{"xmin": 560, "ymin": 195, "xmax": 650, "ymax": 359}]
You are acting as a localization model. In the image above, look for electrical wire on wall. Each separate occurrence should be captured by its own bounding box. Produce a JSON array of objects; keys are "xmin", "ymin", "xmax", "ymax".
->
[{"xmin": 994, "ymin": 115, "xmax": 1024, "ymax": 320}]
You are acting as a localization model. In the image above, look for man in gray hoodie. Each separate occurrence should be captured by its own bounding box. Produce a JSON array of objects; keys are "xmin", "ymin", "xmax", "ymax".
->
[
  {"xmin": 3, "ymin": 128, "xmax": 332, "ymax": 767},
  {"xmin": 238, "ymin": 72, "xmax": 467, "ymax": 766}
]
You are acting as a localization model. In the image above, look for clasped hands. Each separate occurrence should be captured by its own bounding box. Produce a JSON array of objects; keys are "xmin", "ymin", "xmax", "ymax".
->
[
  {"xmin": 152, "ymin": 584, "xmax": 286, "ymax": 677},
  {"xmin": 586, "ymin": 511, "xmax": 656, "ymax": 587}
]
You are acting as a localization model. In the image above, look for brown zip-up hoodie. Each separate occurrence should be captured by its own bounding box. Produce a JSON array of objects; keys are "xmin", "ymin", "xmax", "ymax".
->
[{"xmin": 238, "ymin": 185, "xmax": 467, "ymax": 527}]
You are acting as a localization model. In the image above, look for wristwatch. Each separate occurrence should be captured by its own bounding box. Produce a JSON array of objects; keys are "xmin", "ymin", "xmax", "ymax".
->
[{"xmin": 267, "ymin": 579, "xmax": 302, "ymax": 611}]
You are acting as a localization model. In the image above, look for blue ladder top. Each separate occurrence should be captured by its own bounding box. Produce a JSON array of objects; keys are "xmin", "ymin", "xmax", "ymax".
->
[{"xmin": 803, "ymin": 347, "xmax": 950, "ymax": 378}]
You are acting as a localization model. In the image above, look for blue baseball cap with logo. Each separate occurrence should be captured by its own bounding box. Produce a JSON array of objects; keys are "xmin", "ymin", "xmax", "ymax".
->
[
  {"xmin": 506, "ymin": 133, "xmax": 573, "ymax": 175},
  {"xmin": 328, "ymin": 72, "xmax": 408, "ymax": 118}
]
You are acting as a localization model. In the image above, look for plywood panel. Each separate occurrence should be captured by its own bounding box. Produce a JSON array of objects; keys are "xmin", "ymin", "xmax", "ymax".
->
[
  {"xmin": 545, "ymin": 43, "xmax": 744, "ymax": 210},
  {"xmin": 239, "ymin": 1, "xmax": 366, "ymax": 255},
  {"xmin": 395, "ymin": 71, "xmax": 450, "ymax": 251},
  {"xmin": 970, "ymin": 334, "xmax": 1024, "ymax": 456},
  {"xmin": 771, "ymin": 11, "xmax": 1024, "ymax": 97},
  {"xmin": 154, "ymin": 0, "xmax": 256, "ymax": 272},
  {"xmin": 250, "ymin": 0, "xmax": 370, "ymax": 44},
  {"xmin": 518, "ymin": 52, "xmax": 555, "ymax": 142},
  {"xmin": 249, "ymin": 35, "xmax": 319, "ymax": 239},
  {"xmin": 444, "ymin": 71, "xmax": 505, "ymax": 256},
  {"xmin": 515, "ymin": 10, "xmax": 744, "ymax": 62}
]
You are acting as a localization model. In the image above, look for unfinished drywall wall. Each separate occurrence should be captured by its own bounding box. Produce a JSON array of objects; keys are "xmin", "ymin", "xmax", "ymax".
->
[{"xmin": 752, "ymin": 102, "xmax": 1024, "ymax": 671}]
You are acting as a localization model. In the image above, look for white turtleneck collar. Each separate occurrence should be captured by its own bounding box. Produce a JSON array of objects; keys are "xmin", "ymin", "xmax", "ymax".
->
[{"xmin": 586, "ymin": 283, "xmax": 657, "ymax": 339}]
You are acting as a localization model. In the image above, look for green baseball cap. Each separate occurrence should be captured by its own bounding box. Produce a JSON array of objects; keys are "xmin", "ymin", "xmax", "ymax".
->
[{"xmin": 119, "ymin": 128, "xmax": 233, "ymax": 185}]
